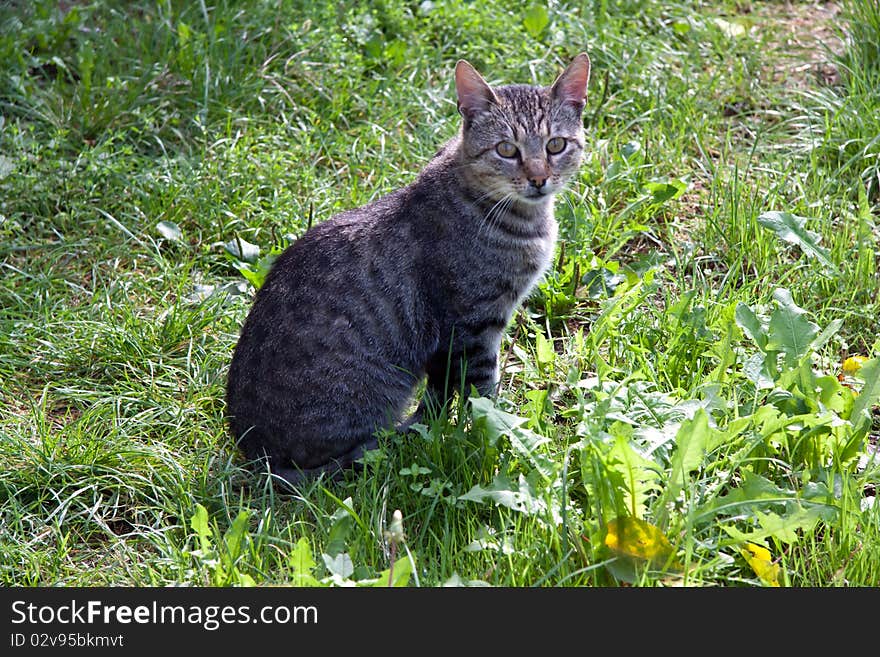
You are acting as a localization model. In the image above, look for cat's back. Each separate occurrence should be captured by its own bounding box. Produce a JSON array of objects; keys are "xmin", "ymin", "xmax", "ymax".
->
[
  {"xmin": 258, "ymin": 160, "xmax": 468, "ymax": 304},
  {"xmin": 227, "ymin": 182, "xmax": 441, "ymax": 398}
]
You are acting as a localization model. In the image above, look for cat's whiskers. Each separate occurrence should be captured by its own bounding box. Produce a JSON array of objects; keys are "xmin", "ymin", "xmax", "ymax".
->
[
  {"xmin": 478, "ymin": 193, "xmax": 506, "ymax": 237},
  {"xmin": 444, "ymin": 161, "xmax": 512, "ymax": 208},
  {"xmin": 495, "ymin": 196, "xmax": 516, "ymax": 234},
  {"xmin": 480, "ymin": 192, "xmax": 515, "ymax": 238},
  {"xmin": 472, "ymin": 185, "xmax": 512, "ymax": 206}
]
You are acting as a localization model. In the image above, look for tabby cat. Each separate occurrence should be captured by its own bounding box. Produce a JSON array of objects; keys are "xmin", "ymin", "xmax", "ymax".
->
[{"xmin": 227, "ymin": 54, "xmax": 591, "ymax": 486}]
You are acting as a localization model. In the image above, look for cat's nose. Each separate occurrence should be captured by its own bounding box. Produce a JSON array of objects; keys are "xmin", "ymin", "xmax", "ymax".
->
[{"xmin": 528, "ymin": 176, "xmax": 547, "ymax": 189}]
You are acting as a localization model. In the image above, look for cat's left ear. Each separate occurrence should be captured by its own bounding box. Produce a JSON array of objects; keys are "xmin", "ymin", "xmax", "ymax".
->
[
  {"xmin": 550, "ymin": 53, "xmax": 591, "ymax": 111},
  {"xmin": 455, "ymin": 60, "xmax": 499, "ymax": 120}
]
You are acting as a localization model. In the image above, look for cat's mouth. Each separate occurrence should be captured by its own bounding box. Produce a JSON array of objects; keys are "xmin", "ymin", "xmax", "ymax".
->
[{"xmin": 520, "ymin": 188, "xmax": 550, "ymax": 202}]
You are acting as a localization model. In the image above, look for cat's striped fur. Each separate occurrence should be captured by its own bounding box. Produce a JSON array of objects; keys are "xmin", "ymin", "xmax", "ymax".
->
[{"xmin": 226, "ymin": 54, "xmax": 591, "ymax": 486}]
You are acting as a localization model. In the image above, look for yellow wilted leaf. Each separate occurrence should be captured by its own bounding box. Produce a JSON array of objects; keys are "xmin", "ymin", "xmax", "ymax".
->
[
  {"xmin": 839, "ymin": 355, "xmax": 870, "ymax": 393},
  {"xmin": 842, "ymin": 356, "xmax": 868, "ymax": 375},
  {"xmin": 604, "ymin": 517, "xmax": 678, "ymax": 567},
  {"xmin": 740, "ymin": 542, "xmax": 781, "ymax": 587}
]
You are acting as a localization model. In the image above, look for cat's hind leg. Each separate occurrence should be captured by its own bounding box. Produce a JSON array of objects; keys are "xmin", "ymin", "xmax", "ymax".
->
[{"xmin": 269, "ymin": 437, "xmax": 380, "ymax": 490}]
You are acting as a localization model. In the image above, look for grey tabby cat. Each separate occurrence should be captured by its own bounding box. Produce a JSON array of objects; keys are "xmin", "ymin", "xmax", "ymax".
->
[{"xmin": 227, "ymin": 53, "xmax": 591, "ymax": 486}]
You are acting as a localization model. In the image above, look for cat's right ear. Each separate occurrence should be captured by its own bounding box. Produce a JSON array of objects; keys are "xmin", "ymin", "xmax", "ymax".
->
[
  {"xmin": 550, "ymin": 53, "xmax": 591, "ymax": 112},
  {"xmin": 455, "ymin": 60, "xmax": 498, "ymax": 121}
]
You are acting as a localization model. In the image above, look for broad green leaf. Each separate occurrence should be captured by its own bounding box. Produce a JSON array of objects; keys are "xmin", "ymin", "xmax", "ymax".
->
[
  {"xmin": 399, "ymin": 463, "xmax": 431, "ymax": 477},
  {"xmin": 364, "ymin": 556, "xmax": 412, "ymax": 587},
  {"xmin": 459, "ymin": 473, "xmax": 556, "ymax": 521},
  {"xmin": 739, "ymin": 469, "xmax": 795, "ymax": 499},
  {"xmin": 667, "ymin": 290, "xmax": 712, "ymax": 338},
  {"xmin": 190, "ymin": 503, "xmax": 211, "ymax": 553},
  {"xmin": 756, "ymin": 507, "xmax": 829, "ymax": 543},
  {"xmin": 325, "ymin": 498, "xmax": 355, "ymax": 557},
  {"xmin": 463, "ymin": 526, "xmax": 514, "ymax": 554},
  {"xmin": 459, "ymin": 474, "xmax": 536, "ymax": 513},
  {"xmin": 288, "ymin": 537, "xmax": 318, "ymax": 579},
  {"xmin": 742, "ymin": 351, "xmax": 774, "ymax": 389},
  {"xmin": 222, "ymin": 510, "xmax": 251, "ymax": 560},
  {"xmin": 364, "ymin": 33, "xmax": 384, "ymax": 59},
  {"xmin": 604, "ymin": 516, "xmax": 679, "ymax": 568},
  {"xmin": 523, "ymin": 4, "xmax": 549, "ymax": 38},
  {"xmin": 471, "ymin": 397, "xmax": 556, "ymax": 477},
  {"xmin": 509, "ymin": 428, "xmax": 555, "ymax": 479},
  {"xmin": 607, "ymin": 434, "xmax": 662, "ymax": 519},
  {"xmin": 384, "ymin": 39, "xmax": 407, "ymax": 67},
  {"xmin": 470, "ymin": 396, "xmax": 528, "ymax": 443},
  {"xmin": 233, "ymin": 251, "xmax": 278, "ymax": 289},
  {"xmin": 535, "ymin": 332, "xmax": 556, "ymax": 371},
  {"xmin": 236, "ymin": 573, "xmax": 256, "ymax": 586},
  {"xmin": 644, "ymin": 178, "xmax": 686, "ymax": 203},
  {"xmin": 810, "ymin": 318, "xmax": 843, "ymax": 353},
  {"xmin": 234, "ymin": 264, "xmax": 265, "ymax": 288},
  {"xmin": 757, "ymin": 211, "xmax": 838, "ymax": 274},
  {"xmin": 257, "ymin": 252, "xmax": 279, "ymax": 277},
  {"xmin": 722, "ymin": 506, "xmax": 826, "ymax": 544},
  {"xmin": 156, "ymin": 220, "xmax": 183, "ymax": 243},
  {"xmin": 620, "ymin": 141, "xmax": 640, "ymax": 159},
  {"xmin": 581, "ymin": 266, "xmax": 624, "ymax": 299},
  {"xmin": 508, "ymin": 420, "xmax": 556, "ymax": 479},
  {"xmin": 223, "ymin": 237, "xmax": 261, "ymax": 263},
  {"xmin": 735, "ymin": 302, "xmax": 767, "ymax": 351},
  {"xmin": 766, "ymin": 288, "xmax": 819, "ymax": 366},
  {"xmin": 740, "ymin": 542, "xmax": 781, "ymax": 587},
  {"xmin": 322, "ymin": 552, "xmax": 354, "ymax": 579},
  {"xmin": 850, "ymin": 357, "xmax": 880, "ymax": 437},
  {"xmin": 658, "ymin": 410, "xmax": 710, "ymax": 523},
  {"xmin": 801, "ymin": 481, "xmax": 836, "ymax": 507},
  {"xmin": 815, "ymin": 374, "xmax": 854, "ymax": 416},
  {"xmin": 524, "ymin": 387, "xmax": 550, "ymax": 426},
  {"xmin": 671, "ymin": 409, "xmax": 710, "ymax": 478},
  {"xmin": 703, "ymin": 470, "xmax": 795, "ymax": 517}
]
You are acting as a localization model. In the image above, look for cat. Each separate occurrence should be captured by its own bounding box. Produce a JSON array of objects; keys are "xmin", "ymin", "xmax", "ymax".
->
[{"xmin": 226, "ymin": 53, "xmax": 591, "ymax": 486}]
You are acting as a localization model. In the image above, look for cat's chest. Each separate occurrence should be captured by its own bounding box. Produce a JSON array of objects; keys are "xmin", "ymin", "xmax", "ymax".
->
[
  {"xmin": 451, "ymin": 217, "xmax": 557, "ymax": 313},
  {"xmin": 500, "ymin": 229, "xmax": 556, "ymax": 302},
  {"xmin": 487, "ymin": 214, "xmax": 556, "ymax": 277}
]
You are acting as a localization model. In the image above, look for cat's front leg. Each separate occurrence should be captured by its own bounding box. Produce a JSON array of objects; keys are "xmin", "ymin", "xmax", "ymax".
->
[
  {"xmin": 411, "ymin": 349, "xmax": 462, "ymax": 423},
  {"xmin": 458, "ymin": 348, "xmax": 499, "ymax": 399},
  {"xmin": 457, "ymin": 326, "xmax": 503, "ymax": 400},
  {"xmin": 411, "ymin": 329, "xmax": 500, "ymax": 422}
]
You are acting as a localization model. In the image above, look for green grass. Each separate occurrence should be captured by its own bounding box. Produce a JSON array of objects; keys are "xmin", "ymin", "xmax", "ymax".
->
[{"xmin": 1, "ymin": 0, "xmax": 878, "ymax": 587}]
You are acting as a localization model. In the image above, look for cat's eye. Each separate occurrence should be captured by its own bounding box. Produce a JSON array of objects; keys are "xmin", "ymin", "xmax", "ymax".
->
[
  {"xmin": 495, "ymin": 141, "xmax": 519, "ymax": 158},
  {"xmin": 546, "ymin": 137, "xmax": 566, "ymax": 155}
]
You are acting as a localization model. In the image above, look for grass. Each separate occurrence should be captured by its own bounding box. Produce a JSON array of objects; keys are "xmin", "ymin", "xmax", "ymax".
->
[{"xmin": 1, "ymin": 0, "xmax": 878, "ymax": 587}]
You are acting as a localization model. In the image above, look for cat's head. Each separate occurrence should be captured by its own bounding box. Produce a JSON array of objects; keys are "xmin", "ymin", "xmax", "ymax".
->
[{"xmin": 454, "ymin": 54, "xmax": 590, "ymax": 206}]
